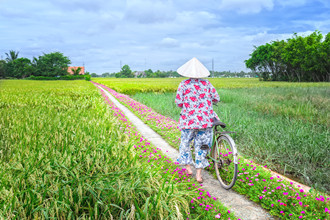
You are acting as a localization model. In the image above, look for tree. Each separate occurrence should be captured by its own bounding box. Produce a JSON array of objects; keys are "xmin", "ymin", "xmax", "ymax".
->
[
  {"xmin": 5, "ymin": 50, "xmax": 19, "ymax": 62},
  {"xmin": 115, "ymin": 64, "xmax": 134, "ymax": 78},
  {"xmin": 33, "ymin": 52, "xmax": 71, "ymax": 77},
  {"xmin": 90, "ymin": 73, "xmax": 98, "ymax": 77},
  {"xmin": 245, "ymin": 31, "xmax": 329, "ymax": 82},
  {"xmin": 145, "ymin": 69, "xmax": 154, "ymax": 77},
  {"xmin": 0, "ymin": 60, "xmax": 6, "ymax": 78},
  {"xmin": 101, "ymin": 72, "xmax": 110, "ymax": 77},
  {"xmin": 6, "ymin": 58, "xmax": 33, "ymax": 78},
  {"xmin": 71, "ymin": 67, "xmax": 82, "ymax": 75}
]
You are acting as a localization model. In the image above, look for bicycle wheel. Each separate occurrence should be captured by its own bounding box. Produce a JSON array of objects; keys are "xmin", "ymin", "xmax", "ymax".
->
[{"xmin": 212, "ymin": 134, "xmax": 238, "ymax": 189}]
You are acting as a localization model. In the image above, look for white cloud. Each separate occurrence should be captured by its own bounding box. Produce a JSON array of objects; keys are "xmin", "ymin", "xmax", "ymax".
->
[
  {"xmin": 219, "ymin": 0, "xmax": 274, "ymax": 14},
  {"xmin": 124, "ymin": 0, "xmax": 176, "ymax": 24},
  {"xmin": 160, "ymin": 37, "xmax": 179, "ymax": 47}
]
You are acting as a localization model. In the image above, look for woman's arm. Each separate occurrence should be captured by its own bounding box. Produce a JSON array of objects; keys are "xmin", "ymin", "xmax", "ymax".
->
[
  {"xmin": 175, "ymin": 82, "xmax": 184, "ymax": 108},
  {"xmin": 209, "ymin": 82, "xmax": 220, "ymax": 104}
]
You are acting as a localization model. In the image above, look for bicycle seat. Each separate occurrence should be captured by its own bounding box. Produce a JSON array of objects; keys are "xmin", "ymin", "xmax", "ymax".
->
[{"xmin": 212, "ymin": 117, "xmax": 226, "ymax": 128}]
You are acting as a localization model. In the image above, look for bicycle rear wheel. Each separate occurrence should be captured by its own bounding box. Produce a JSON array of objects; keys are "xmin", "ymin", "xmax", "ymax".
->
[{"xmin": 212, "ymin": 134, "xmax": 238, "ymax": 189}]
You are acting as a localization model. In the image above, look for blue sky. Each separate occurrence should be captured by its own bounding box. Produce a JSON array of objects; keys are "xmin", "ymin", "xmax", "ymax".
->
[{"xmin": 1, "ymin": 0, "xmax": 329, "ymax": 74}]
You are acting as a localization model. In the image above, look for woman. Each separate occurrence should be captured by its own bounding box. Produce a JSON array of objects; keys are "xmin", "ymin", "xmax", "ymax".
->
[{"xmin": 175, "ymin": 57, "xmax": 220, "ymax": 183}]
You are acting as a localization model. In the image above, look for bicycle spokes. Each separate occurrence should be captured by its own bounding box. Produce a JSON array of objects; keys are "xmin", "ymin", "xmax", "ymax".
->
[{"xmin": 212, "ymin": 135, "xmax": 238, "ymax": 189}]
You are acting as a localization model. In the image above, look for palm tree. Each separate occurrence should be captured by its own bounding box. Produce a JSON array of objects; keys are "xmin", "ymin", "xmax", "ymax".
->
[
  {"xmin": 5, "ymin": 50, "xmax": 19, "ymax": 62},
  {"xmin": 71, "ymin": 67, "xmax": 82, "ymax": 75}
]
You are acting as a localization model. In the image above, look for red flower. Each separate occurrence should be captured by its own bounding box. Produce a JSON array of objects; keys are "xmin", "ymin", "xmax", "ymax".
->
[
  {"xmin": 207, "ymin": 100, "xmax": 211, "ymax": 106},
  {"xmin": 202, "ymin": 124, "xmax": 208, "ymax": 128},
  {"xmin": 190, "ymin": 96, "xmax": 197, "ymax": 102},
  {"xmin": 176, "ymin": 94, "xmax": 181, "ymax": 99},
  {"xmin": 197, "ymin": 116, "xmax": 203, "ymax": 121},
  {"xmin": 201, "ymin": 80, "xmax": 207, "ymax": 86},
  {"xmin": 199, "ymin": 93, "xmax": 205, "ymax": 98},
  {"xmin": 198, "ymin": 103, "xmax": 204, "ymax": 108},
  {"xmin": 203, "ymin": 111, "xmax": 209, "ymax": 116},
  {"xmin": 184, "ymin": 103, "xmax": 190, "ymax": 108},
  {"xmin": 194, "ymin": 85, "xmax": 201, "ymax": 90},
  {"xmin": 188, "ymin": 119, "xmax": 194, "ymax": 125},
  {"xmin": 185, "ymin": 89, "xmax": 191, "ymax": 95},
  {"xmin": 189, "ymin": 110, "xmax": 195, "ymax": 115},
  {"xmin": 185, "ymin": 79, "xmax": 191, "ymax": 85},
  {"xmin": 181, "ymin": 115, "xmax": 187, "ymax": 120}
]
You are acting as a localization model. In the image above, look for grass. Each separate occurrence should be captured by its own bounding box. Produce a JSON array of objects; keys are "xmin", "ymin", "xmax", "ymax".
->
[
  {"xmin": 95, "ymin": 82, "xmax": 330, "ymax": 219},
  {"xmin": 131, "ymin": 87, "xmax": 330, "ymax": 192},
  {"xmin": 0, "ymin": 80, "xmax": 237, "ymax": 219},
  {"xmin": 93, "ymin": 77, "xmax": 329, "ymax": 95}
]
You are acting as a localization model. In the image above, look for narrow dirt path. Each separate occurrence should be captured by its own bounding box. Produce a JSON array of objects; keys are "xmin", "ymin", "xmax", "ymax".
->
[{"xmin": 97, "ymin": 85, "xmax": 276, "ymax": 220}]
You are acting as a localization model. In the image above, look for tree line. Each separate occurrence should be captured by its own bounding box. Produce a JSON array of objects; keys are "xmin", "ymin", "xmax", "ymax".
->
[
  {"xmin": 0, "ymin": 51, "xmax": 86, "ymax": 79},
  {"xmin": 245, "ymin": 31, "xmax": 329, "ymax": 82},
  {"xmin": 96, "ymin": 66, "xmax": 254, "ymax": 78}
]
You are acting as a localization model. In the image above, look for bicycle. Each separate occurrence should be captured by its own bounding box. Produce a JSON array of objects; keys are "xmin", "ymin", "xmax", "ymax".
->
[{"xmin": 202, "ymin": 118, "xmax": 238, "ymax": 190}]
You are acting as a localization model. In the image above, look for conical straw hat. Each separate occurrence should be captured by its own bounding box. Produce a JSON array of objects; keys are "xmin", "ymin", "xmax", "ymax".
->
[{"xmin": 177, "ymin": 57, "xmax": 210, "ymax": 78}]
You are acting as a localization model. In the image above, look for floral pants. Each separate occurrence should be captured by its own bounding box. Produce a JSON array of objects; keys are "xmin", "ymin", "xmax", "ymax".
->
[{"xmin": 177, "ymin": 128, "xmax": 213, "ymax": 169}]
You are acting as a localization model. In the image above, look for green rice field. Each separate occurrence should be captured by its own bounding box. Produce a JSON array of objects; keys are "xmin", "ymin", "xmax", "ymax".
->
[
  {"xmin": 93, "ymin": 78, "xmax": 329, "ymax": 95},
  {"xmin": 94, "ymin": 78, "xmax": 330, "ymax": 192},
  {"xmin": 1, "ymin": 78, "xmax": 329, "ymax": 219},
  {"xmin": 0, "ymin": 80, "xmax": 237, "ymax": 219}
]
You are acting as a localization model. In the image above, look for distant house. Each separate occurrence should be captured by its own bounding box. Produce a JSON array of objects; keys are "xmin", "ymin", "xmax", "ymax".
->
[
  {"xmin": 134, "ymin": 71, "xmax": 146, "ymax": 78},
  {"xmin": 68, "ymin": 66, "xmax": 85, "ymax": 75}
]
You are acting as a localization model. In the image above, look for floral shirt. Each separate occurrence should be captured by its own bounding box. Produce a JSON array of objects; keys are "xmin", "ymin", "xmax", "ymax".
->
[{"xmin": 175, "ymin": 78, "xmax": 220, "ymax": 130}]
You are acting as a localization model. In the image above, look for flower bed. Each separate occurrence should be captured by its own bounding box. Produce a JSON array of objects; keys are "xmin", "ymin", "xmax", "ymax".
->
[{"xmin": 93, "ymin": 82, "xmax": 330, "ymax": 220}]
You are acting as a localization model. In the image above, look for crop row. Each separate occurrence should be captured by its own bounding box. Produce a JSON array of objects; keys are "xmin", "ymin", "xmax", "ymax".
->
[
  {"xmin": 0, "ymin": 80, "xmax": 236, "ymax": 219},
  {"xmin": 93, "ymin": 78, "xmax": 330, "ymax": 95},
  {"xmin": 93, "ymin": 82, "xmax": 330, "ymax": 219}
]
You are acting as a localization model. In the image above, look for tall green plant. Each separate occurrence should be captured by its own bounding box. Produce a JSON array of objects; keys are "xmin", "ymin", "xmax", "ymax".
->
[
  {"xmin": 5, "ymin": 50, "xmax": 19, "ymax": 62},
  {"xmin": 115, "ymin": 64, "xmax": 134, "ymax": 78},
  {"xmin": 5, "ymin": 58, "xmax": 34, "ymax": 78},
  {"xmin": 245, "ymin": 31, "xmax": 329, "ymax": 82},
  {"xmin": 33, "ymin": 52, "xmax": 71, "ymax": 77}
]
